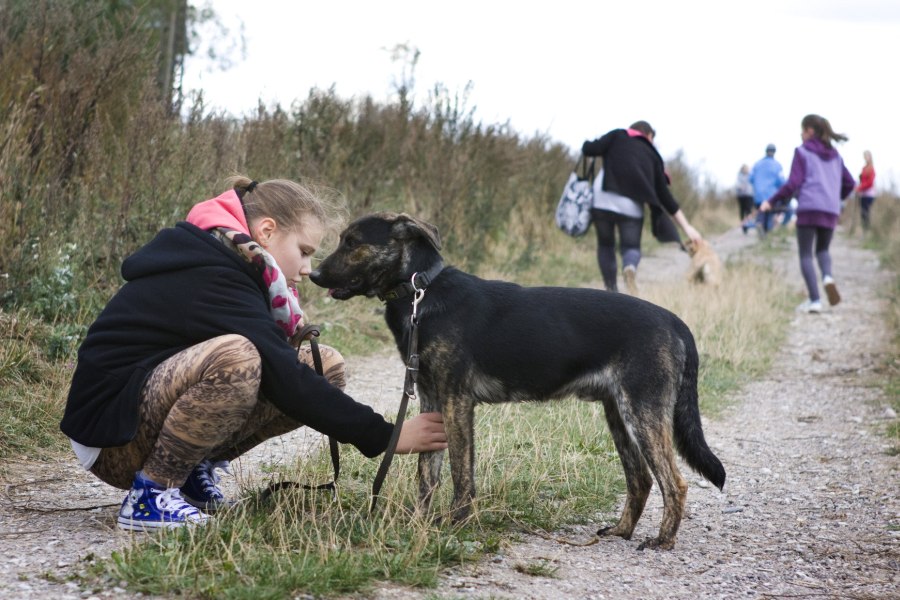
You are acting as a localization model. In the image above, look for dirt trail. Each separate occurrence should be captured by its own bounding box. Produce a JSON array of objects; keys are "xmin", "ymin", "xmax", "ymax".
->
[{"xmin": 2, "ymin": 225, "xmax": 897, "ymax": 600}]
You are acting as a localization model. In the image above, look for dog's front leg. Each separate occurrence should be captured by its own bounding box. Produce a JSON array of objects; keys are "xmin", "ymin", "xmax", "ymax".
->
[
  {"xmin": 417, "ymin": 451, "xmax": 444, "ymax": 512},
  {"xmin": 417, "ymin": 392, "xmax": 444, "ymax": 513},
  {"xmin": 444, "ymin": 395, "xmax": 476, "ymax": 522}
]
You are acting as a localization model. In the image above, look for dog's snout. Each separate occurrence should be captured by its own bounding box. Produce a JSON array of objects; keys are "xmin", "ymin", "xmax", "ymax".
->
[{"xmin": 309, "ymin": 269, "xmax": 322, "ymax": 284}]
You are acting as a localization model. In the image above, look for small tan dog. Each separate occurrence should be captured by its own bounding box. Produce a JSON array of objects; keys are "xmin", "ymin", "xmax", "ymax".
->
[{"xmin": 685, "ymin": 239, "xmax": 723, "ymax": 287}]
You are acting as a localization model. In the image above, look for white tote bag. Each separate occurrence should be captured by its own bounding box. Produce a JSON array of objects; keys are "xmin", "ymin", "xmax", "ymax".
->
[{"xmin": 555, "ymin": 155, "xmax": 595, "ymax": 237}]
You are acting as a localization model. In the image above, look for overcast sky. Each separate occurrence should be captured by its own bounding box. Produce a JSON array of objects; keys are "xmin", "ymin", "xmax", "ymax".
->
[{"xmin": 183, "ymin": 0, "xmax": 900, "ymax": 192}]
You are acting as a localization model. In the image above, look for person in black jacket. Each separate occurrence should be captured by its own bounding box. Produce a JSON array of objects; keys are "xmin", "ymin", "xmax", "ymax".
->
[
  {"xmin": 60, "ymin": 176, "xmax": 447, "ymax": 531},
  {"xmin": 582, "ymin": 121, "xmax": 703, "ymax": 294}
]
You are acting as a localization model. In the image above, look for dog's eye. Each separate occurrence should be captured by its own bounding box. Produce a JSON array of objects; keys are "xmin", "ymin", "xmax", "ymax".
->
[{"xmin": 343, "ymin": 237, "xmax": 357, "ymax": 249}]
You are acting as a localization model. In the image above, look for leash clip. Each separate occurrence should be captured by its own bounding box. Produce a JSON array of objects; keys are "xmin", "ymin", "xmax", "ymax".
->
[{"xmin": 410, "ymin": 272, "xmax": 426, "ymax": 324}]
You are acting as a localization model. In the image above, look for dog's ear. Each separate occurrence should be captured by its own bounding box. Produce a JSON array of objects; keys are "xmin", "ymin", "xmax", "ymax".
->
[{"xmin": 391, "ymin": 213, "xmax": 442, "ymax": 251}]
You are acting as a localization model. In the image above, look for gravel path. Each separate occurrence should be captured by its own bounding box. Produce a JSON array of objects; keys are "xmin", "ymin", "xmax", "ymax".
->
[{"xmin": 2, "ymin": 225, "xmax": 897, "ymax": 600}]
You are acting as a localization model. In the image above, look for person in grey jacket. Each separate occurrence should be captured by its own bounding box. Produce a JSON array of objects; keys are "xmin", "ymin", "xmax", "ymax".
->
[{"xmin": 761, "ymin": 115, "xmax": 855, "ymax": 313}]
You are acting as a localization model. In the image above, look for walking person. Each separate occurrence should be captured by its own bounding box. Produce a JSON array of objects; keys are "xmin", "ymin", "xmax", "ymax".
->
[
  {"xmin": 60, "ymin": 176, "xmax": 447, "ymax": 531},
  {"xmin": 760, "ymin": 115, "xmax": 855, "ymax": 313},
  {"xmin": 735, "ymin": 164, "xmax": 755, "ymax": 233},
  {"xmin": 750, "ymin": 143, "xmax": 785, "ymax": 237},
  {"xmin": 581, "ymin": 120, "xmax": 703, "ymax": 294},
  {"xmin": 856, "ymin": 150, "xmax": 876, "ymax": 230}
]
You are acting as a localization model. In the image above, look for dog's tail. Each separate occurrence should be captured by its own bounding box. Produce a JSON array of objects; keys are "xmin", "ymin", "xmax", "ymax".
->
[{"xmin": 673, "ymin": 330, "xmax": 726, "ymax": 490}]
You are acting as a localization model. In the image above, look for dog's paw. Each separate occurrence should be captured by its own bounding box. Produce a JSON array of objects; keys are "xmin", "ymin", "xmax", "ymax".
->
[
  {"xmin": 450, "ymin": 510, "xmax": 473, "ymax": 526},
  {"xmin": 636, "ymin": 537, "xmax": 676, "ymax": 551},
  {"xmin": 596, "ymin": 524, "xmax": 632, "ymax": 540}
]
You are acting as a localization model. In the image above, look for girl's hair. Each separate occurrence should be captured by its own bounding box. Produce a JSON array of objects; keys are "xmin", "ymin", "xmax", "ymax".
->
[
  {"xmin": 226, "ymin": 175, "xmax": 345, "ymax": 233},
  {"xmin": 629, "ymin": 120, "xmax": 656, "ymax": 138},
  {"xmin": 801, "ymin": 114, "xmax": 848, "ymax": 148}
]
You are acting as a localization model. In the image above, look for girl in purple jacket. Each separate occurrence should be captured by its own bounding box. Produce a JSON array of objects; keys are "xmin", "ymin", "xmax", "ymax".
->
[{"xmin": 760, "ymin": 114, "xmax": 855, "ymax": 314}]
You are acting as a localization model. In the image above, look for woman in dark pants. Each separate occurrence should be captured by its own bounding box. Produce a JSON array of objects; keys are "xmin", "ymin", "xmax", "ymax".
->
[{"xmin": 582, "ymin": 121, "xmax": 703, "ymax": 294}]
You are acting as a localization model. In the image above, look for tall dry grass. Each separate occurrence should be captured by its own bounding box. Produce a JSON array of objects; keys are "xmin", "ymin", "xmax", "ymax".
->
[
  {"xmin": 857, "ymin": 192, "xmax": 900, "ymax": 447},
  {"xmin": 641, "ymin": 261, "xmax": 795, "ymax": 413}
]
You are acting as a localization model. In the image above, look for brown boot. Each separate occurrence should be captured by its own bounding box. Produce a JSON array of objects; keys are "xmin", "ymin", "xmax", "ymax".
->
[{"xmin": 823, "ymin": 275, "xmax": 841, "ymax": 306}]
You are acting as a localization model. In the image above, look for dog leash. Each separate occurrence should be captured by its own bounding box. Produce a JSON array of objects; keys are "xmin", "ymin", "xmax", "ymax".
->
[
  {"xmin": 261, "ymin": 323, "xmax": 340, "ymax": 502},
  {"xmin": 369, "ymin": 272, "xmax": 427, "ymax": 514}
]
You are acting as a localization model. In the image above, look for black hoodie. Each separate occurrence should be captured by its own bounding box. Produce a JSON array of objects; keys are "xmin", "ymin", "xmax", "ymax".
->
[
  {"xmin": 582, "ymin": 129, "xmax": 683, "ymax": 244},
  {"xmin": 60, "ymin": 222, "xmax": 393, "ymax": 457}
]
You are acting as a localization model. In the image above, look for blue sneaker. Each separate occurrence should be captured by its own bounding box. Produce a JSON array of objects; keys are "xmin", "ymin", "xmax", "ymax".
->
[
  {"xmin": 117, "ymin": 471, "xmax": 209, "ymax": 531},
  {"xmin": 180, "ymin": 460, "xmax": 232, "ymax": 512}
]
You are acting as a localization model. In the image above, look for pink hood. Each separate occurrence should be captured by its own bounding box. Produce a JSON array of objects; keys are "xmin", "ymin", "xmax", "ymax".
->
[
  {"xmin": 626, "ymin": 128, "xmax": 670, "ymax": 184},
  {"xmin": 185, "ymin": 189, "xmax": 250, "ymax": 233},
  {"xmin": 626, "ymin": 128, "xmax": 650, "ymax": 140}
]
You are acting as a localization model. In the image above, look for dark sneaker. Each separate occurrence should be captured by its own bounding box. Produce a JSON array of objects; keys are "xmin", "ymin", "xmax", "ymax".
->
[
  {"xmin": 117, "ymin": 471, "xmax": 209, "ymax": 531},
  {"xmin": 823, "ymin": 275, "xmax": 841, "ymax": 306},
  {"xmin": 181, "ymin": 460, "xmax": 233, "ymax": 512}
]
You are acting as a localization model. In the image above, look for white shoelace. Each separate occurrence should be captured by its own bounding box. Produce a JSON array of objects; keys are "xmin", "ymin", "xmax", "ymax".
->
[{"xmin": 156, "ymin": 488, "xmax": 204, "ymax": 520}]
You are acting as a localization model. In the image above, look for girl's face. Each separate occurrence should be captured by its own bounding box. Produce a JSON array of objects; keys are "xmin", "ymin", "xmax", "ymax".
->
[
  {"xmin": 257, "ymin": 216, "xmax": 325, "ymax": 285},
  {"xmin": 801, "ymin": 127, "xmax": 816, "ymax": 142}
]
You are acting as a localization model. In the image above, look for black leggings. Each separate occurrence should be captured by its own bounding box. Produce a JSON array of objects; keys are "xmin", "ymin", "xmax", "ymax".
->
[
  {"xmin": 592, "ymin": 209, "xmax": 643, "ymax": 292},
  {"xmin": 860, "ymin": 196, "xmax": 875, "ymax": 229},
  {"xmin": 796, "ymin": 226, "xmax": 834, "ymax": 302},
  {"xmin": 737, "ymin": 195, "xmax": 754, "ymax": 220}
]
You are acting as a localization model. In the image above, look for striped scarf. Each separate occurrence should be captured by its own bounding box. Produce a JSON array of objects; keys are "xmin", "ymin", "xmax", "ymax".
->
[{"xmin": 212, "ymin": 228, "xmax": 304, "ymax": 338}]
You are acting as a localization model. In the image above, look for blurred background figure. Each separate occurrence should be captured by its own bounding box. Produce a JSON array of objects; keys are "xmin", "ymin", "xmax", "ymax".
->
[
  {"xmin": 750, "ymin": 143, "xmax": 785, "ymax": 237},
  {"xmin": 735, "ymin": 164, "xmax": 755, "ymax": 233},
  {"xmin": 856, "ymin": 150, "xmax": 876, "ymax": 230}
]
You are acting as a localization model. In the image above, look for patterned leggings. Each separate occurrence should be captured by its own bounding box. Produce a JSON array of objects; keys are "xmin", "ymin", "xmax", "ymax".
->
[{"xmin": 90, "ymin": 334, "xmax": 346, "ymax": 490}]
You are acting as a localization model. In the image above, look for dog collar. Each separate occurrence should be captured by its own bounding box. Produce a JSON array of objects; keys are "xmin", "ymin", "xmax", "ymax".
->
[{"xmin": 378, "ymin": 262, "xmax": 445, "ymax": 302}]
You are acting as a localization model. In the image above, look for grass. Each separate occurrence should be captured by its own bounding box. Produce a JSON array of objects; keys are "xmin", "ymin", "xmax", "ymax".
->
[
  {"xmin": 642, "ymin": 256, "xmax": 796, "ymax": 416},
  {"xmin": 101, "ymin": 397, "xmax": 621, "ymax": 598},
  {"xmin": 853, "ymin": 193, "xmax": 900, "ymax": 452},
  {"xmin": 0, "ymin": 312, "xmax": 75, "ymax": 465}
]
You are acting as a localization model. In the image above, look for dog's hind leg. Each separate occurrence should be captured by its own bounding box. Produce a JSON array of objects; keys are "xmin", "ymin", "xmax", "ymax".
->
[
  {"xmin": 631, "ymin": 416, "xmax": 688, "ymax": 551},
  {"xmin": 597, "ymin": 393, "xmax": 653, "ymax": 541}
]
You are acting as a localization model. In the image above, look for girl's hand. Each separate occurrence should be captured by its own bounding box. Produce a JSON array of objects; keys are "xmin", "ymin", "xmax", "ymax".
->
[
  {"xmin": 759, "ymin": 200, "xmax": 772, "ymax": 212},
  {"xmin": 395, "ymin": 412, "xmax": 448, "ymax": 454}
]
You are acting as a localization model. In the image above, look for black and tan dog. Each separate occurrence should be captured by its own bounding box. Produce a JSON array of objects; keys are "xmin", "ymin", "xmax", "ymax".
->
[{"xmin": 310, "ymin": 212, "xmax": 725, "ymax": 550}]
